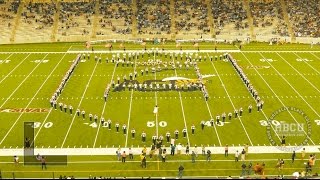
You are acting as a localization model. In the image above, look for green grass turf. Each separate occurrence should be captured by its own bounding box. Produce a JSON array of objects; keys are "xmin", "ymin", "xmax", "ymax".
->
[{"xmin": 0, "ymin": 42, "xmax": 319, "ymax": 178}]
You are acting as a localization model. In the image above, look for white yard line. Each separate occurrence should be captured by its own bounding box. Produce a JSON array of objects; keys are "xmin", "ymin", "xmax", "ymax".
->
[
  {"xmin": 172, "ymin": 58, "xmax": 190, "ymax": 146},
  {"xmin": 0, "ymin": 53, "xmax": 23, "ymax": 84},
  {"xmin": 67, "ymin": 45, "xmax": 73, "ymax": 52},
  {"xmin": 0, "ymin": 53, "xmax": 61, "ymax": 145},
  {"xmin": 276, "ymin": 52, "xmax": 320, "ymax": 94},
  {"xmin": 310, "ymin": 52, "xmax": 320, "ymax": 69},
  {"xmin": 61, "ymin": 54, "xmax": 101, "ymax": 148},
  {"xmin": 210, "ymin": 61, "xmax": 253, "ymax": 146},
  {"xmin": 154, "ymin": 53, "xmax": 159, "ymax": 137},
  {"xmin": 295, "ymin": 52, "xmax": 320, "ymax": 75},
  {"xmin": 32, "ymin": 53, "xmax": 70, "ymax": 143},
  {"xmin": 241, "ymin": 52, "xmax": 316, "ymax": 145},
  {"xmin": 93, "ymin": 63, "xmax": 117, "ymax": 148},
  {"xmin": 124, "ymin": 53, "xmax": 138, "ymax": 147},
  {"xmin": 0, "ymin": 54, "xmax": 48, "ymax": 110},
  {"xmin": 204, "ymin": 101, "xmax": 222, "ymax": 146},
  {"xmin": 202, "ymin": 53, "xmax": 222, "ymax": 146}
]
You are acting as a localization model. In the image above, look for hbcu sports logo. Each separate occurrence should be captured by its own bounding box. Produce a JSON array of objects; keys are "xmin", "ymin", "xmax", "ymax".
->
[
  {"xmin": 113, "ymin": 75, "xmax": 215, "ymax": 92},
  {"xmin": 0, "ymin": 108, "xmax": 49, "ymax": 113},
  {"xmin": 266, "ymin": 106, "xmax": 312, "ymax": 152}
]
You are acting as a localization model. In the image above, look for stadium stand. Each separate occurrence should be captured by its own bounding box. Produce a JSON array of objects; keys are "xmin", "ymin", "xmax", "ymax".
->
[
  {"xmin": 96, "ymin": 0, "xmax": 133, "ymax": 36},
  {"xmin": 249, "ymin": 0, "xmax": 288, "ymax": 38},
  {"xmin": 285, "ymin": 0, "xmax": 320, "ymax": 38},
  {"xmin": 1, "ymin": 0, "xmax": 320, "ymax": 43},
  {"xmin": 15, "ymin": 0, "xmax": 55, "ymax": 43},
  {"xmin": 136, "ymin": 0, "xmax": 171, "ymax": 35},
  {"xmin": 212, "ymin": 0, "xmax": 249, "ymax": 38},
  {"xmin": 174, "ymin": 0, "xmax": 209, "ymax": 37},
  {"xmin": 56, "ymin": 0, "xmax": 95, "ymax": 40},
  {"xmin": 0, "ymin": 0, "xmax": 19, "ymax": 44}
]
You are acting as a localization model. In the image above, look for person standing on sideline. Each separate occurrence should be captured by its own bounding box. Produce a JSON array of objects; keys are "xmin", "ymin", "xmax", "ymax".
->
[
  {"xmin": 129, "ymin": 148, "xmax": 133, "ymax": 160},
  {"xmin": 170, "ymin": 144, "xmax": 176, "ymax": 156},
  {"xmin": 116, "ymin": 148, "xmax": 121, "ymax": 161},
  {"xmin": 191, "ymin": 151, "xmax": 196, "ymax": 163},
  {"xmin": 41, "ymin": 156, "xmax": 47, "ymax": 170},
  {"xmin": 121, "ymin": 151, "xmax": 127, "ymax": 163},
  {"xmin": 244, "ymin": 144, "xmax": 249, "ymax": 157},
  {"xmin": 185, "ymin": 143, "xmax": 190, "ymax": 155},
  {"xmin": 241, "ymin": 149, "xmax": 246, "ymax": 161},
  {"xmin": 201, "ymin": 145, "xmax": 205, "ymax": 156},
  {"xmin": 248, "ymin": 104, "xmax": 252, "ymax": 113},
  {"xmin": 177, "ymin": 143, "xmax": 182, "ymax": 155},
  {"xmin": 178, "ymin": 165, "xmax": 184, "ymax": 179},
  {"xmin": 292, "ymin": 151, "xmax": 296, "ymax": 163},
  {"xmin": 301, "ymin": 148, "xmax": 306, "ymax": 160},
  {"xmin": 235, "ymin": 150, "xmax": 239, "ymax": 162},
  {"xmin": 207, "ymin": 149, "xmax": 211, "ymax": 162},
  {"xmin": 225, "ymin": 144, "xmax": 229, "ymax": 157}
]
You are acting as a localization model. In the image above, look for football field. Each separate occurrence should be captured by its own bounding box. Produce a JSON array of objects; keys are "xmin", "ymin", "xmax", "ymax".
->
[{"xmin": 0, "ymin": 42, "xmax": 320, "ymax": 178}]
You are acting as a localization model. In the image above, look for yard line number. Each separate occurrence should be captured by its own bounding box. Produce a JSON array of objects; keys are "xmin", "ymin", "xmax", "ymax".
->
[
  {"xmin": 147, "ymin": 121, "xmax": 167, "ymax": 128},
  {"xmin": 32, "ymin": 122, "xmax": 53, "ymax": 128}
]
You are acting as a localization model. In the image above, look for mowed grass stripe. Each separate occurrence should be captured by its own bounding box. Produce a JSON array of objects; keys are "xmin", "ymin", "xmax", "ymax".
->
[
  {"xmin": 233, "ymin": 52, "xmax": 319, "ymax": 144},
  {"xmin": 294, "ymin": 52, "xmax": 320, "ymax": 75},
  {"xmin": 0, "ymin": 54, "xmax": 45, "ymax": 99},
  {"xmin": 174, "ymin": 59, "xmax": 222, "ymax": 146},
  {"xmin": 258, "ymin": 52, "xmax": 320, "ymax": 118},
  {"xmin": 281, "ymin": 52, "xmax": 320, "ymax": 90},
  {"xmin": 61, "ymin": 54, "xmax": 102, "ymax": 148},
  {"xmin": 239, "ymin": 52, "xmax": 316, "ymax": 145},
  {"xmin": 197, "ymin": 61, "xmax": 253, "ymax": 145},
  {"xmin": 209, "ymin": 61, "xmax": 253, "ymax": 146},
  {"xmin": 65, "ymin": 59, "xmax": 115, "ymax": 147},
  {"xmin": 0, "ymin": 53, "xmax": 22, "ymax": 83},
  {"xmin": 28, "ymin": 54, "xmax": 80, "ymax": 147},
  {"xmin": 34, "ymin": 56, "xmax": 99, "ymax": 147},
  {"xmin": 0, "ymin": 54, "xmax": 66, "ymax": 146},
  {"xmin": 2, "ymin": 54, "xmax": 75, "ymax": 147},
  {"xmin": 93, "ymin": 59, "xmax": 118, "ymax": 148},
  {"xmin": 209, "ymin": 58, "xmax": 282, "ymax": 145}
]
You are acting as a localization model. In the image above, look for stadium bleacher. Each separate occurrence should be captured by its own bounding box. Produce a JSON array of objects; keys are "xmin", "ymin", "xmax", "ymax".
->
[{"xmin": 0, "ymin": 0, "xmax": 320, "ymax": 43}]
